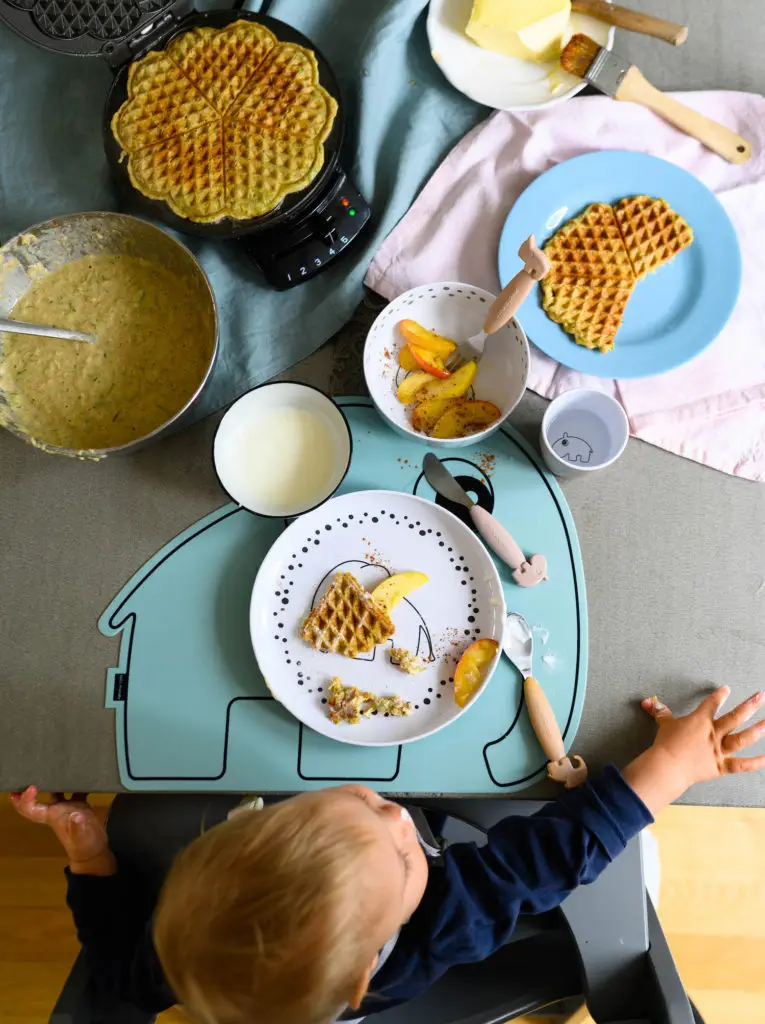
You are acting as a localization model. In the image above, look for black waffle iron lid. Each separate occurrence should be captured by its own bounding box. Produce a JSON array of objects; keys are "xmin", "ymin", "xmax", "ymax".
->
[{"xmin": 0, "ymin": 0, "xmax": 194, "ymax": 63}]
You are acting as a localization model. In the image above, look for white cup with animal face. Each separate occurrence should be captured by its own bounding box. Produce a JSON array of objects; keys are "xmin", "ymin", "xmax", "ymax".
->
[{"xmin": 540, "ymin": 389, "xmax": 629, "ymax": 478}]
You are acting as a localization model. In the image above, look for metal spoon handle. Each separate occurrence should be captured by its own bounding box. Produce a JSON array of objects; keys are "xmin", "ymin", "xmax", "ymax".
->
[{"xmin": 0, "ymin": 317, "xmax": 95, "ymax": 344}]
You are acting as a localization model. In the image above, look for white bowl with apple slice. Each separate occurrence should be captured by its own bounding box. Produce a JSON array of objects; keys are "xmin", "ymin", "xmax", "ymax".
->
[{"xmin": 363, "ymin": 282, "xmax": 530, "ymax": 448}]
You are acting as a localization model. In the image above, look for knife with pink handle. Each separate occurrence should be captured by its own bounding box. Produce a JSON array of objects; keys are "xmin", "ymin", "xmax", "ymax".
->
[{"xmin": 422, "ymin": 454, "xmax": 547, "ymax": 587}]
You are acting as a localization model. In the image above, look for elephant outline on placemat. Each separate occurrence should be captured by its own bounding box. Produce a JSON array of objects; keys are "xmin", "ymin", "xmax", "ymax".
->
[
  {"xmin": 308, "ymin": 559, "xmax": 435, "ymax": 666},
  {"xmin": 99, "ymin": 404, "xmax": 586, "ymax": 792},
  {"xmin": 100, "ymin": 507, "xmax": 408, "ymax": 786},
  {"xmin": 411, "ymin": 450, "xmax": 585, "ymax": 789}
]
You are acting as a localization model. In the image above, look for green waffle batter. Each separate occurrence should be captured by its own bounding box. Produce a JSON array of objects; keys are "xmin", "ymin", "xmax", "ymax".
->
[{"xmin": 0, "ymin": 254, "xmax": 214, "ymax": 450}]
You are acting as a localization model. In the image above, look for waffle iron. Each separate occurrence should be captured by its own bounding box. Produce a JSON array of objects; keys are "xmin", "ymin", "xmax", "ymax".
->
[{"xmin": 0, "ymin": 0, "xmax": 371, "ymax": 289}]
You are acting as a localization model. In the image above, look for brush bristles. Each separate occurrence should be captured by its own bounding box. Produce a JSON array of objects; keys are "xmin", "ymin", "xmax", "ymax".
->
[{"xmin": 559, "ymin": 32, "xmax": 601, "ymax": 79}]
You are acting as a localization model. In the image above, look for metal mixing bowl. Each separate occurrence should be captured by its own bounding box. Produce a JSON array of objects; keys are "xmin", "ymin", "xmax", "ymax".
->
[{"xmin": 0, "ymin": 212, "xmax": 218, "ymax": 457}]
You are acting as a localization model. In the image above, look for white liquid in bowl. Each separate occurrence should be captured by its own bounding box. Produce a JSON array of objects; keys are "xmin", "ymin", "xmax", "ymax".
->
[{"xmin": 214, "ymin": 384, "xmax": 350, "ymax": 517}]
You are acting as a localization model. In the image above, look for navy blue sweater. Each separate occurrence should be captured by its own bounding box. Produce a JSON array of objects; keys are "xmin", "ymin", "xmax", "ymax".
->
[{"xmin": 65, "ymin": 767, "xmax": 651, "ymax": 1015}]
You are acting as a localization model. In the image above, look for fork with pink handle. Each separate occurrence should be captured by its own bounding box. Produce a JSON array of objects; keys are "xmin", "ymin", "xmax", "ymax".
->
[{"xmin": 445, "ymin": 235, "xmax": 551, "ymax": 372}]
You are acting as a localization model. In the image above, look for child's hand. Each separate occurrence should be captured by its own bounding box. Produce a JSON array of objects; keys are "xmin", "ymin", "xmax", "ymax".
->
[
  {"xmin": 11, "ymin": 786, "xmax": 116, "ymax": 875},
  {"xmin": 624, "ymin": 687, "xmax": 765, "ymax": 814}
]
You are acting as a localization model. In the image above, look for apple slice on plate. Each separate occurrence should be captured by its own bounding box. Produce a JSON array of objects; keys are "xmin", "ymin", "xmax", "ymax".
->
[
  {"xmin": 372, "ymin": 571, "xmax": 429, "ymax": 613},
  {"xmin": 453, "ymin": 638, "xmax": 499, "ymax": 708},
  {"xmin": 431, "ymin": 399, "xmax": 501, "ymax": 439},
  {"xmin": 415, "ymin": 360, "xmax": 476, "ymax": 402},
  {"xmin": 398, "ymin": 319, "xmax": 456, "ymax": 358},
  {"xmin": 397, "ymin": 371, "xmax": 434, "ymax": 404},
  {"xmin": 412, "ymin": 396, "xmax": 455, "ymax": 433},
  {"xmin": 398, "ymin": 346, "xmax": 420, "ymax": 372},
  {"xmin": 409, "ymin": 343, "xmax": 451, "ymax": 379}
]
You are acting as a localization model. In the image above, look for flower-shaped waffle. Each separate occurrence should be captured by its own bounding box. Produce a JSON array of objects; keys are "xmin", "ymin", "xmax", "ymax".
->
[{"xmin": 111, "ymin": 20, "xmax": 338, "ymax": 223}]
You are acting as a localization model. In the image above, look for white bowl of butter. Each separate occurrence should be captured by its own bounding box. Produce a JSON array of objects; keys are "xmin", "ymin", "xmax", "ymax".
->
[
  {"xmin": 428, "ymin": 0, "xmax": 614, "ymax": 111},
  {"xmin": 213, "ymin": 382, "xmax": 352, "ymax": 519}
]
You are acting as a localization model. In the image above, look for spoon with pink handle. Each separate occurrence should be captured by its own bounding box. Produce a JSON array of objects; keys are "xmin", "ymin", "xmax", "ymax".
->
[
  {"xmin": 422, "ymin": 454, "xmax": 547, "ymax": 586},
  {"xmin": 503, "ymin": 611, "xmax": 587, "ymax": 788}
]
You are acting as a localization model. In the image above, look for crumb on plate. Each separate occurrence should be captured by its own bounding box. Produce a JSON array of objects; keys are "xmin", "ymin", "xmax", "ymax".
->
[{"xmin": 390, "ymin": 647, "xmax": 426, "ymax": 675}]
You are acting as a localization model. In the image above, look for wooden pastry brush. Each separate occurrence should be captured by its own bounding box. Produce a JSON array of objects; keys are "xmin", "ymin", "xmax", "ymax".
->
[
  {"xmin": 571, "ymin": 1, "xmax": 688, "ymax": 46},
  {"xmin": 560, "ymin": 33, "xmax": 752, "ymax": 164}
]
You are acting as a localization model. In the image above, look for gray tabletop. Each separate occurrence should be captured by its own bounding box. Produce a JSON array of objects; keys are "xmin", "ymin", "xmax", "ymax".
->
[{"xmin": 2, "ymin": 0, "xmax": 764, "ymax": 804}]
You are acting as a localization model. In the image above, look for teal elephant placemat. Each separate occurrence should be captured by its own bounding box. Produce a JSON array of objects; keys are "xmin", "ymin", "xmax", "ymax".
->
[{"xmin": 100, "ymin": 399, "xmax": 587, "ymax": 792}]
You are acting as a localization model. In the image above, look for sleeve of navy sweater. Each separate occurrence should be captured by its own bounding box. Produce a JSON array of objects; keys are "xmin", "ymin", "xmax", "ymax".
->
[
  {"xmin": 63, "ymin": 768, "xmax": 649, "ymax": 1015},
  {"xmin": 370, "ymin": 766, "xmax": 652, "ymax": 1007},
  {"xmin": 65, "ymin": 865, "xmax": 175, "ymax": 1013}
]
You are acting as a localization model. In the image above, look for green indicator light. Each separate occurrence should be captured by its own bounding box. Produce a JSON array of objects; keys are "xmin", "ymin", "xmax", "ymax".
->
[{"xmin": 349, "ymin": 208, "xmax": 356, "ymax": 216}]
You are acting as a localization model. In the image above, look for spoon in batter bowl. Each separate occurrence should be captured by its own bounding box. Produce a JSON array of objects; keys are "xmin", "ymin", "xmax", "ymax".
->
[
  {"xmin": 0, "ymin": 316, "xmax": 95, "ymax": 345},
  {"xmin": 503, "ymin": 611, "xmax": 587, "ymax": 789}
]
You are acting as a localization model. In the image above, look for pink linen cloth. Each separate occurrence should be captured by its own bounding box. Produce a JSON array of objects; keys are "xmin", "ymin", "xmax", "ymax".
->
[{"xmin": 365, "ymin": 92, "xmax": 765, "ymax": 482}]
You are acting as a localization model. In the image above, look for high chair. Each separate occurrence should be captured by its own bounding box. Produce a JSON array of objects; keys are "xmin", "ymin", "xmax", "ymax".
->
[{"xmin": 50, "ymin": 794, "xmax": 703, "ymax": 1024}]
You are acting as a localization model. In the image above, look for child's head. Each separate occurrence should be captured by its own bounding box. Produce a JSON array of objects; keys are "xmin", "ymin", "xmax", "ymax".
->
[{"xmin": 154, "ymin": 785, "xmax": 429, "ymax": 1024}]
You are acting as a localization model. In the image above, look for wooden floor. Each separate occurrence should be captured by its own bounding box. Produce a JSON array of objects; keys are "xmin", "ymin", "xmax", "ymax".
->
[{"xmin": 1, "ymin": 796, "xmax": 763, "ymax": 1023}]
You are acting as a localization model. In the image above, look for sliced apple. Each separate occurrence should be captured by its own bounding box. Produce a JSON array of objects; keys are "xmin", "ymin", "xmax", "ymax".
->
[
  {"xmin": 414, "ymin": 359, "xmax": 476, "ymax": 403},
  {"xmin": 411, "ymin": 396, "xmax": 457, "ymax": 434},
  {"xmin": 398, "ymin": 345, "xmax": 420, "ymax": 372},
  {"xmin": 431, "ymin": 399, "xmax": 502, "ymax": 439},
  {"xmin": 398, "ymin": 319, "xmax": 457, "ymax": 359},
  {"xmin": 372, "ymin": 571, "xmax": 429, "ymax": 613},
  {"xmin": 409, "ymin": 343, "xmax": 451, "ymax": 379},
  {"xmin": 453, "ymin": 638, "xmax": 499, "ymax": 708},
  {"xmin": 397, "ymin": 370, "xmax": 434, "ymax": 404}
]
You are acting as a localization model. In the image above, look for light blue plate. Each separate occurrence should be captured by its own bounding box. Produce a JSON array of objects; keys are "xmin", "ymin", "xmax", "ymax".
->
[{"xmin": 498, "ymin": 151, "xmax": 742, "ymax": 379}]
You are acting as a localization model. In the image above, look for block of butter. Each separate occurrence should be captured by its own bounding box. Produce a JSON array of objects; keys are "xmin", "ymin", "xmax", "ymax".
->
[{"xmin": 466, "ymin": 0, "xmax": 571, "ymax": 62}]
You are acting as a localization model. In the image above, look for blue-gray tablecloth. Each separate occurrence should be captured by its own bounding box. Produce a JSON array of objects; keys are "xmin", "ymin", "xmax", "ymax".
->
[{"xmin": 0, "ymin": 0, "xmax": 481, "ymax": 415}]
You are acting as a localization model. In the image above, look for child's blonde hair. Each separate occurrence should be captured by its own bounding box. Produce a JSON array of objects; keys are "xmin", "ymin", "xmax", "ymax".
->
[{"xmin": 154, "ymin": 796, "xmax": 381, "ymax": 1024}]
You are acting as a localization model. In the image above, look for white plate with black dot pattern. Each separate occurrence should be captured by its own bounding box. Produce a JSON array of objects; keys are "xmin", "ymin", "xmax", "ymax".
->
[
  {"xmin": 364, "ymin": 282, "xmax": 529, "ymax": 449},
  {"xmin": 250, "ymin": 490, "xmax": 506, "ymax": 746}
]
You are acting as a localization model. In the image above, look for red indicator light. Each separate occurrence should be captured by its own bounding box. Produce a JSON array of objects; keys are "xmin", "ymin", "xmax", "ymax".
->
[{"xmin": 341, "ymin": 198, "xmax": 349, "ymax": 207}]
